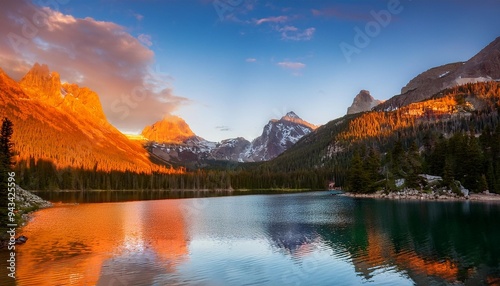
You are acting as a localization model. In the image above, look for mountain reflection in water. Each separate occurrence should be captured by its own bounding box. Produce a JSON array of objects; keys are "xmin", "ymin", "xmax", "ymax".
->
[
  {"xmin": 9, "ymin": 192, "xmax": 500, "ymax": 285},
  {"xmin": 16, "ymin": 200, "xmax": 188, "ymax": 285}
]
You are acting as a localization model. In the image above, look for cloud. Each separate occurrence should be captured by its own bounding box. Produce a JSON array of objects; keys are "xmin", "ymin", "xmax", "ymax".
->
[
  {"xmin": 279, "ymin": 26, "xmax": 315, "ymax": 41},
  {"xmin": 138, "ymin": 34, "xmax": 153, "ymax": 47},
  {"xmin": 245, "ymin": 58, "xmax": 257, "ymax": 63},
  {"xmin": 277, "ymin": 61, "xmax": 306, "ymax": 70},
  {"xmin": 254, "ymin": 15, "xmax": 288, "ymax": 25},
  {"xmin": 133, "ymin": 13, "xmax": 144, "ymax": 21},
  {"xmin": 247, "ymin": 14, "xmax": 314, "ymax": 42},
  {"xmin": 213, "ymin": 0, "xmax": 257, "ymax": 22},
  {"xmin": 0, "ymin": 1, "xmax": 189, "ymax": 132},
  {"xmin": 216, "ymin": 126, "xmax": 231, "ymax": 132},
  {"xmin": 311, "ymin": 7, "xmax": 373, "ymax": 21},
  {"xmin": 277, "ymin": 61, "xmax": 306, "ymax": 76}
]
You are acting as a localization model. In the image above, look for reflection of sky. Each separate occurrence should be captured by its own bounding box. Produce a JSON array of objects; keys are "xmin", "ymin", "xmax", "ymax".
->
[
  {"xmin": 174, "ymin": 238, "xmax": 413, "ymax": 286},
  {"xmin": 13, "ymin": 192, "xmax": 500, "ymax": 285},
  {"xmin": 178, "ymin": 193, "xmax": 415, "ymax": 285}
]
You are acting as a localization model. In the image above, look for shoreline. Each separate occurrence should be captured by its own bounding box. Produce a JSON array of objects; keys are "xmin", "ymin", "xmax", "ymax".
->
[
  {"xmin": 30, "ymin": 188, "xmax": 316, "ymax": 193},
  {"xmin": 25, "ymin": 188, "xmax": 317, "ymax": 204},
  {"xmin": 0, "ymin": 186, "xmax": 52, "ymax": 248},
  {"xmin": 341, "ymin": 190, "xmax": 500, "ymax": 202}
]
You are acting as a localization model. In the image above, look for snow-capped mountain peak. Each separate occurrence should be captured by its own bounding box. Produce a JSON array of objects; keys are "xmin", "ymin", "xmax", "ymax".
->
[
  {"xmin": 145, "ymin": 111, "xmax": 318, "ymax": 165},
  {"xmin": 282, "ymin": 111, "xmax": 300, "ymax": 120},
  {"xmin": 243, "ymin": 111, "xmax": 316, "ymax": 161}
]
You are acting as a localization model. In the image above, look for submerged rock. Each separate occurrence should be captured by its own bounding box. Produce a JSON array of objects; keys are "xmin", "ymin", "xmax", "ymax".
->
[{"xmin": 16, "ymin": 235, "xmax": 28, "ymax": 244}]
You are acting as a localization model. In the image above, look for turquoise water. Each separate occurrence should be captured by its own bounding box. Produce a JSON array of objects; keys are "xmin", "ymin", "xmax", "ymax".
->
[{"xmin": 7, "ymin": 191, "xmax": 500, "ymax": 285}]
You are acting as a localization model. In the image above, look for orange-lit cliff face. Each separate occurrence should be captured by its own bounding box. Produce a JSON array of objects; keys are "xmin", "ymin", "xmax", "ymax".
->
[
  {"xmin": 338, "ymin": 82, "xmax": 500, "ymax": 143},
  {"xmin": 0, "ymin": 64, "xmax": 181, "ymax": 174},
  {"xmin": 141, "ymin": 115, "xmax": 195, "ymax": 144},
  {"xmin": 19, "ymin": 63, "xmax": 64, "ymax": 106}
]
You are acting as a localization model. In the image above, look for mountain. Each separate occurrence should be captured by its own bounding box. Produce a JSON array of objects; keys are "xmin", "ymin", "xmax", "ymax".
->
[
  {"xmin": 142, "ymin": 115, "xmax": 196, "ymax": 144},
  {"xmin": 19, "ymin": 63, "xmax": 64, "ymax": 106},
  {"xmin": 146, "ymin": 111, "xmax": 317, "ymax": 167},
  {"xmin": 263, "ymin": 81, "xmax": 500, "ymax": 178},
  {"xmin": 376, "ymin": 37, "xmax": 500, "ymax": 111},
  {"xmin": 0, "ymin": 63, "xmax": 176, "ymax": 175},
  {"xmin": 244, "ymin": 111, "xmax": 317, "ymax": 161},
  {"xmin": 346, "ymin": 90, "xmax": 383, "ymax": 115}
]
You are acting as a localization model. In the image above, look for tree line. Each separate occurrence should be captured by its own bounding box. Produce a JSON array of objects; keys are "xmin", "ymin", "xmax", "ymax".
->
[
  {"xmin": 5, "ymin": 82, "xmax": 500, "ymax": 192},
  {"xmin": 345, "ymin": 125, "xmax": 500, "ymax": 194}
]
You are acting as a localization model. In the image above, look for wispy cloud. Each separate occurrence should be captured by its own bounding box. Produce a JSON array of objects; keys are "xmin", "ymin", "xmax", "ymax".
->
[
  {"xmin": 311, "ymin": 7, "xmax": 373, "ymax": 21},
  {"xmin": 277, "ymin": 61, "xmax": 306, "ymax": 76},
  {"xmin": 138, "ymin": 34, "xmax": 153, "ymax": 47},
  {"xmin": 254, "ymin": 15, "xmax": 288, "ymax": 25},
  {"xmin": 245, "ymin": 58, "xmax": 257, "ymax": 63},
  {"xmin": 133, "ymin": 12, "xmax": 144, "ymax": 21},
  {"xmin": 279, "ymin": 26, "xmax": 315, "ymax": 41},
  {"xmin": 216, "ymin": 125, "xmax": 231, "ymax": 132},
  {"xmin": 0, "ymin": 1, "xmax": 189, "ymax": 132},
  {"xmin": 213, "ymin": 0, "xmax": 257, "ymax": 22}
]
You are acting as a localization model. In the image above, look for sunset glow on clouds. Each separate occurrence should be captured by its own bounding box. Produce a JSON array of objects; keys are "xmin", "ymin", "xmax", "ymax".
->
[
  {"xmin": 0, "ymin": 0, "xmax": 187, "ymax": 133},
  {"xmin": 0, "ymin": 0, "xmax": 499, "ymax": 141}
]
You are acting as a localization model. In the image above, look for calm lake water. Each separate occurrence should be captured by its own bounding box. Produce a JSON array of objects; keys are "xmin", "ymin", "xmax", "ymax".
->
[{"xmin": 5, "ymin": 191, "xmax": 500, "ymax": 285}]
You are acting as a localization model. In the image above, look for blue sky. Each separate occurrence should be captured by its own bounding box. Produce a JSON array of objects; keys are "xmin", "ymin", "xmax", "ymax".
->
[{"xmin": 1, "ymin": 0, "xmax": 499, "ymax": 141}]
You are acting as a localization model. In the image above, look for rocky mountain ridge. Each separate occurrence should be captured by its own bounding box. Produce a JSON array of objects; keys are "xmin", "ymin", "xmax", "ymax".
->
[
  {"xmin": 0, "ymin": 63, "xmax": 176, "ymax": 174},
  {"xmin": 346, "ymin": 90, "xmax": 383, "ymax": 114},
  {"xmin": 376, "ymin": 37, "xmax": 500, "ymax": 111},
  {"xmin": 146, "ymin": 111, "xmax": 317, "ymax": 166}
]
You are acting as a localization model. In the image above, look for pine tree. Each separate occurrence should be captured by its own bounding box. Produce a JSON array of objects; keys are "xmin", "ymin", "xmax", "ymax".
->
[
  {"xmin": 463, "ymin": 135, "xmax": 483, "ymax": 191},
  {"xmin": 478, "ymin": 174, "xmax": 489, "ymax": 193},
  {"xmin": 0, "ymin": 118, "xmax": 14, "ymax": 169},
  {"xmin": 365, "ymin": 147, "xmax": 381, "ymax": 192},
  {"xmin": 442, "ymin": 156, "xmax": 455, "ymax": 188},
  {"xmin": 346, "ymin": 150, "xmax": 370, "ymax": 193},
  {"xmin": 391, "ymin": 140, "xmax": 403, "ymax": 173},
  {"xmin": 405, "ymin": 142, "xmax": 422, "ymax": 188},
  {"xmin": 0, "ymin": 118, "xmax": 14, "ymax": 228}
]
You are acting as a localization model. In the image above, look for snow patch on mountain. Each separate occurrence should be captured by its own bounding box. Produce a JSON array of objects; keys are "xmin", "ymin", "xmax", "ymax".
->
[{"xmin": 146, "ymin": 111, "xmax": 317, "ymax": 164}]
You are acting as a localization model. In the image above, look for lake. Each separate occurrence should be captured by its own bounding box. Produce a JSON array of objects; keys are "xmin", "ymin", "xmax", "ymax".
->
[{"xmin": 5, "ymin": 191, "xmax": 500, "ymax": 285}]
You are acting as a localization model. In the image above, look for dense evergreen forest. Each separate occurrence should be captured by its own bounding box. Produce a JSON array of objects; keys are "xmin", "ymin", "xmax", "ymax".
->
[
  {"xmin": 345, "ymin": 126, "xmax": 500, "ymax": 194},
  {"xmin": 8, "ymin": 82, "xmax": 500, "ymax": 193}
]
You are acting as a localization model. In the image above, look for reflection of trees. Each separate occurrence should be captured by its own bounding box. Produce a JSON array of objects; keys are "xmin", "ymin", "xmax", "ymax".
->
[{"xmin": 315, "ymin": 199, "xmax": 500, "ymax": 284}]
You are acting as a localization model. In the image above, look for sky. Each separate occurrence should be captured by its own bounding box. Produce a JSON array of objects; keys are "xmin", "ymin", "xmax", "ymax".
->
[{"xmin": 1, "ymin": 0, "xmax": 499, "ymax": 142}]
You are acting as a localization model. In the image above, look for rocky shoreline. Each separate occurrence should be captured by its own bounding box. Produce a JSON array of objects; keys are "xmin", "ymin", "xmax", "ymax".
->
[
  {"xmin": 0, "ymin": 186, "xmax": 52, "ymax": 248},
  {"xmin": 342, "ymin": 189, "xmax": 500, "ymax": 202}
]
